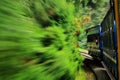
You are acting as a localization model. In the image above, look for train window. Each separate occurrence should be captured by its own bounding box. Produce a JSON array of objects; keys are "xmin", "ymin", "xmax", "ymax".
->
[
  {"xmin": 87, "ymin": 34, "xmax": 99, "ymax": 43},
  {"xmin": 101, "ymin": 6, "xmax": 115, "ymax": 58},
  {"xmin": 101, "ymin": 8, "xmax": 114, "ymax": 33}
]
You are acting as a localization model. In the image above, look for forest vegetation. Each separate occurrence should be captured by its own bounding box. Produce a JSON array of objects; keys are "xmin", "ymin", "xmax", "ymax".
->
[{"xmin": 0, "ymin": 0, "xmax": 109, "ymax": 80}]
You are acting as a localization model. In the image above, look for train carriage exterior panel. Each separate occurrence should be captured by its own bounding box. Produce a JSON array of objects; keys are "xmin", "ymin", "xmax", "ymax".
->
[
  {"xmin": 100, "ymin": 6, "xmax": 118, "ymax": 79},
  {"xmin": 86, "ymin": 0, "xmax": 120, "ymax": 79}
]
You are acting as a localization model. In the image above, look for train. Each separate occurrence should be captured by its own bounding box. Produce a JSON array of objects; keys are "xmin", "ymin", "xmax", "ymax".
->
[{"xmin": 86, "ymin": 0, "xmax": 120, "ymax": 80}]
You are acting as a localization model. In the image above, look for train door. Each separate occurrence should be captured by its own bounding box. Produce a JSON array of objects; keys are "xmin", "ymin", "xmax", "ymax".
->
[{"xmin": 114, "ymin": 0, "xmax": 120, "ymax": 80}]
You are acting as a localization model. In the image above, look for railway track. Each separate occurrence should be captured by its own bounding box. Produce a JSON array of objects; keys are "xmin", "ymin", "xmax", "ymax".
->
[{"xmin": 83, "ymin": 59, "xmax": 111, "ymax": 80}]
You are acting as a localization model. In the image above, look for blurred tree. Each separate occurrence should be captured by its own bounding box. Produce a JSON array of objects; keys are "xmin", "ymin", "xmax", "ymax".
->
[
  {"xmin": 69, "ymin": 0, "xmax": 109, "ymax": 49},
  {"xmin": 0, "ymin": 0, "xmax": 84, "ymax": 80},
  {"xmin": 69, "ymin": 0, "xmax": 109, "ymax": 28}
]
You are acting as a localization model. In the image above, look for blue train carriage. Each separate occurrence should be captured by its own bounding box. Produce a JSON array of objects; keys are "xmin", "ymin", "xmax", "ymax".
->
[
  {"xmin": 114, "ymin": 0, "xmax": 120, "ymax": 80},
  {"xmin": 86, "ymin": 25, "xmax": 101, "ymax": 59},
  {"xmin": 100, "ymin": 0, "xmax": 119, "ymax": 79}
]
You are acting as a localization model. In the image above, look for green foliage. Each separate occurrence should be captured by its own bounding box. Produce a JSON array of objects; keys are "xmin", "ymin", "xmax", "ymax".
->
[
  {"xmin": 0, "ymin": 0, "xmax": 84, "ymax": 80},
  {"xmin": 78, "ymin": 28, "xmax": 87, "ymax": 49},
  {"xmin": 69, "ymin": 0, "xmax": 109, "ymax": 50},
  {"xmin": 71, "ymin": 0, "xmax": 109, "ymax": 28}
]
